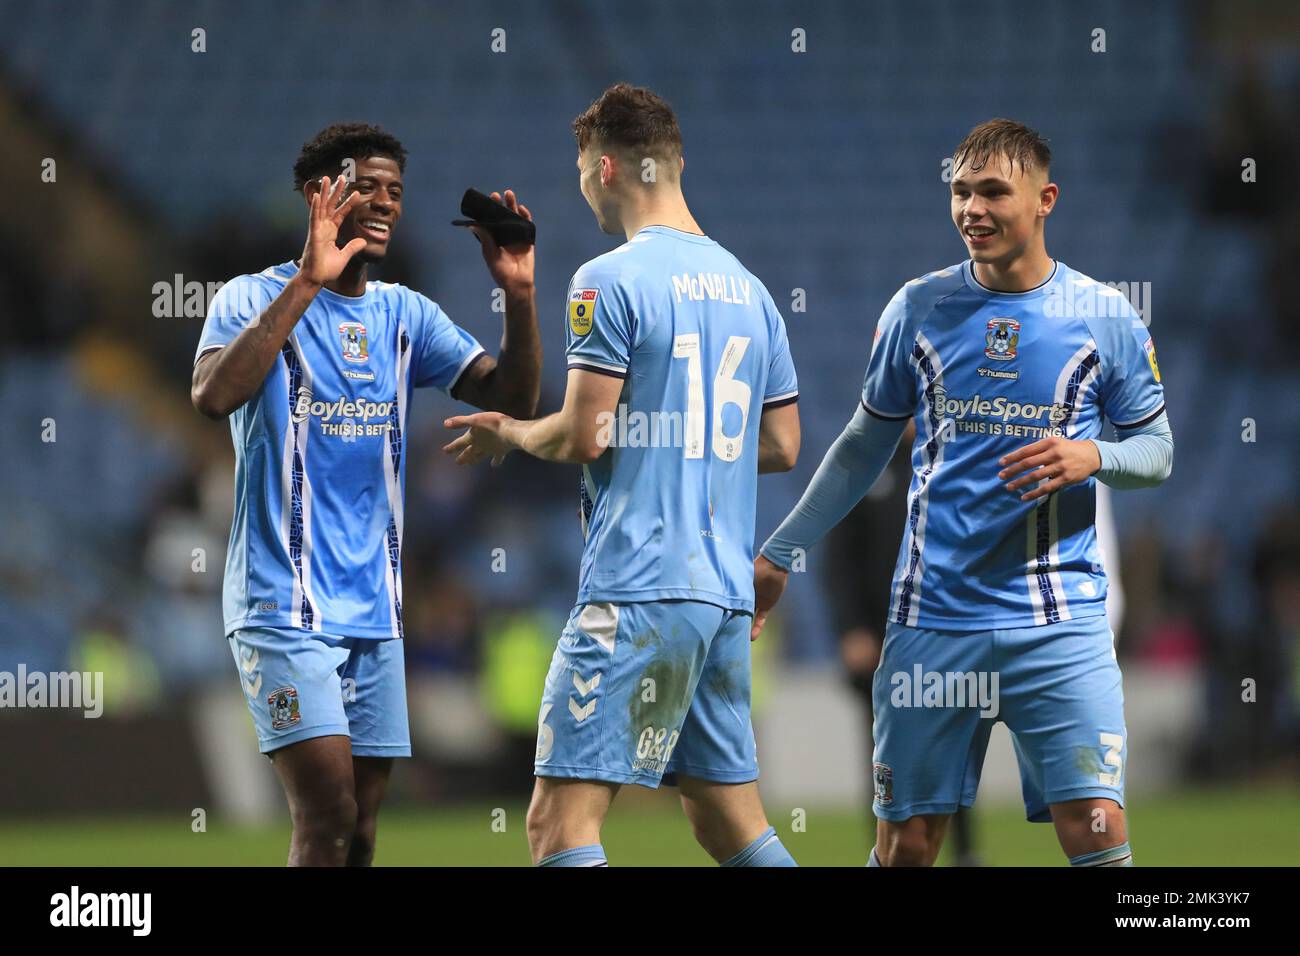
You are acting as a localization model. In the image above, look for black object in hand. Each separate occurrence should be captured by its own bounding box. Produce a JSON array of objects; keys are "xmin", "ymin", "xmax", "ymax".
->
[{"xmin": 452, "ymin": 188, "xmax": 536, "ymax": 247}]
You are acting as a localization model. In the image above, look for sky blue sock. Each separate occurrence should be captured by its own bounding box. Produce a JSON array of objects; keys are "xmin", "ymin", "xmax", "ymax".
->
[
  {"xmin": 538, "ymin": 844, "xmax": 608, "ymax": 867},
  {"xmin": 867, "ymin": 846, "xmax": 882, "ymax": 867},
  {"xmin": 1069, "ymin": 842, "xmax": 1133, "ymax": 866},
  {"xmin": 722, "ymin": 826, "xmax": 797, "ymax": 867}
]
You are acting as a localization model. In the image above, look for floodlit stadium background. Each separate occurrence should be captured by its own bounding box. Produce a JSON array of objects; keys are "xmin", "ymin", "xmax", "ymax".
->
[{"xmin": 0, "ymin": 0, "xmax": 1297, "ymax": 865}]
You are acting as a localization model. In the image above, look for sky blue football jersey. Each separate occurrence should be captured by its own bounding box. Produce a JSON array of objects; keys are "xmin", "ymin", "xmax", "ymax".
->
[
  {"xmin": 195, "ymin": 261, "xmax": 485, "ymax": 639},
  {"xmin": 565, "ymin": 225, "xmax": 799, "ymax": 612},
  {"xmin": 862, "ymin": 260, "xmax": 1166, "ymax": 630}
]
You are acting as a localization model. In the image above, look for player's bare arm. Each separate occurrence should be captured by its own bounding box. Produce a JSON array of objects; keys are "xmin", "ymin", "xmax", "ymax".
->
[
  {"xmin": 757, "ymin": 402, "xmax": 800, "ymax": 474},
  {"xmin": 191, "ymin": 175, "xmax": 364, "ymax": 419},
  {"xmin": 449, "ymin": 189, "xmax": 542, "ymax": 419},
  {"xmin": 751, "ymin": 554, "xmax": 788, "ymax": 641},
  {"xmin": 997, "ymin": 435, "xmax": 1102, "ymax": 502},
  {"xmin": 443, "ymin": 368, "xmax": 622, "ymax": 466},
  {"xmin": 749, "ymin": 405, "xmax": 802, "ymax": 636}
]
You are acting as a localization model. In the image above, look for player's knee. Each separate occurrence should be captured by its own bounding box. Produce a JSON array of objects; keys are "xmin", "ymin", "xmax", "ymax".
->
[{"xmin": 1055, "ymin": 799, "xmax": 1126, "ymax": 856}]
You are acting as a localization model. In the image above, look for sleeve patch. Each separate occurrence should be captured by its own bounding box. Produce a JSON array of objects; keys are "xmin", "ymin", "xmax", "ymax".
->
[
  {"xmin": 1144, "ymin": 336, "xmax": 1161, "ymax": 383},
  {"xmin": 569, "ymin": 288, "xmax": 598, "ymax": 336}
]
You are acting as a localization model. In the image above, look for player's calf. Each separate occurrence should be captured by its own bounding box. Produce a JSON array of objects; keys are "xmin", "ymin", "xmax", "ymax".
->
[
  {"xmin": 526, "ymin": 778, "xmax": 616, "ymax": 865},
  {"xmin": 677, "ymin": 777, "xmax": 794, "ymax": 865},
  {"xmin": 345, "ymin": 756, "xmax": 394, "ymax": 867}
]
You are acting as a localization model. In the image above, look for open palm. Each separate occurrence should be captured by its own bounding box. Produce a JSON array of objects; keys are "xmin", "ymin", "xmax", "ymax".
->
[{"xmin": 300, "ymin": 175, "xmax": 366, "ymax": 286}]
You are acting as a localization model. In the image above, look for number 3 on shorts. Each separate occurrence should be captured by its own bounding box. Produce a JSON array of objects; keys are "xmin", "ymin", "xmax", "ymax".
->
[{"xmin": 1099, "ymin": 731, "xmax": 1124, "ymax": 787}]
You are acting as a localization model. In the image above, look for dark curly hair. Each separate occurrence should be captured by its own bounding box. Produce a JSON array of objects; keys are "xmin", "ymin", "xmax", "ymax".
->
[{"xmin": 292, "ymin": 122, "xmax": 407, "ymax": 192}]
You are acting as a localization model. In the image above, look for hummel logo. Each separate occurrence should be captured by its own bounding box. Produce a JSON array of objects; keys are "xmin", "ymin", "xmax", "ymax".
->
[
  {"xmin": 239, "ymin": 645, "xmax": 262, "ymax": 696},
  {"xmin": 572, "ymin": 671, "xmax": 601, "ymax": 696},
  {"xmin": 568, "ymin": 697, "xmax": 597, "ymax": 722}
]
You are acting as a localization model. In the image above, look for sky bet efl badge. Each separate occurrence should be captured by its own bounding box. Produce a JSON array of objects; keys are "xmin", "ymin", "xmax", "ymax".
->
[
  {"xmin": 1144, "ymin": 336, "xmax": 1162, "ymax": 382},
  {"xmin": 339, "ymin": 321, "xmax": 369, "ymax": 363},
  {"xmin": 984, "ymin": 318, "xmax": 1020, "ymax": 361},
  {"xmin": 569, "ymin": 288, "xmax": 597, "ymax": 335}
]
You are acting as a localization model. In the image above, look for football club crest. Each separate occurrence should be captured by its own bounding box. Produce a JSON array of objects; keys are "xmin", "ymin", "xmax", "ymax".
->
[
  {"xmin": 339, "ymin": 321, "xmax": 369, "ymax": 363},
  {"xmin": 873, "ymin": 762, "xmax": 894, "ymax": 806},
  {"xmin": 268, "ymin": 686, "xmax": 301, "ymax": 730},
  {"xmin": 984, "ymin": 318, "xmax": 1020, "ymax": 361},
  {"xmin": 569, "ymin": 289, "xmax": 597, "ymax": 336}
]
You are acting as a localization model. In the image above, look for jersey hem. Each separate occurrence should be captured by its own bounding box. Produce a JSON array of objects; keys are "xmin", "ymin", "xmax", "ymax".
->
[
  {"xmin": 662, "ymin": 765, "xmax": 759, "ymax": 785},
  {"xmin": 575, "ymin": 587, "xmax": 754, "ymax": 614},
  {"xmin": 535, "ymin": 764, "xmax": 668, "ymax": 789},
  {"xmin": 1028, "ymin": 785, "xmax": 1124, "ymax": 823},
  {"xmin": 873, "ymin": 797, "xmax": 974, "ymax": 822},
  {"xmin": 225, "ymin": 617, "xmax": 399, "ymax": 640}
]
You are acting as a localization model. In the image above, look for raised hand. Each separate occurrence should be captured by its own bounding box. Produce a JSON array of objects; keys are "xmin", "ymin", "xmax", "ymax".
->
[
  {"xmin": 751, "ymin": 554, "xmax": 790, "ymax": 641},
  {"xmin": 300, "ymin": 175, "xmax": 367, "ymax": 287},
  {"xmin": 998, "ymin": 436, "xmax": 1102, "ymax": 502},
  {"xmin": 470, "ymin": 189, "xmax": 535, "ymax": 296}
]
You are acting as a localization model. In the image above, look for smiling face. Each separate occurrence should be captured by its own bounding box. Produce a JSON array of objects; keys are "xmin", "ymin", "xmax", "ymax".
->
[
  {"xmin": 950, "ymin": 152, "xmax": 1056, "ymax": 267},
  {"xmin": 308, "ymin": 155, "xmax": 404, "ymax": 262}
]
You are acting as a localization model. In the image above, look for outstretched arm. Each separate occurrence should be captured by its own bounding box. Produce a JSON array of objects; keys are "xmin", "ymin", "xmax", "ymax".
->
[
  {"xmin": 752, "ymin": 404, "xmax": 909, "ymax": 639},
  {"xmin": 443, "ymin": 368, "xmax": 623, "ymax": 466}
]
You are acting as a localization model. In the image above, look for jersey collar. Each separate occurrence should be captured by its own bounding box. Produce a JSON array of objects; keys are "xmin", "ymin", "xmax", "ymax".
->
[
  {"xmin": 963, "ymin": 259, "xmax": 1058, "ymax": 298},
  {"xmin": 633, "ymin": 225, "xmax": 715, "ymax": 245}
]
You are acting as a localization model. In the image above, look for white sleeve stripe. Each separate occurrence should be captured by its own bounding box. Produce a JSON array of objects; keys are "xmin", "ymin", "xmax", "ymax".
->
[
  {"xmin": 763, "ymin": 390, "xmax": 799, "ymax": 405},
  {"xmin": 447, "ymin": 346, "xmax": 488, "ymax": 392},
  {"xmin": 194, "ymin": 343, "xmax": 224, "ymax": 366},
  {"xmin": 566, "ymin": 357, "xmax": 628, "ymax": 374}
]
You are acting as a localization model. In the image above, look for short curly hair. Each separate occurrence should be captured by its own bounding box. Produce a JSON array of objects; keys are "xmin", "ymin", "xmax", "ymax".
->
[
  {"xmin": 572, "ymin": 83, "xmax": 683, "ymax": 162},
  {"xmin": 292, "ymin": 122, "xmax": 407, "ymax": 192}
]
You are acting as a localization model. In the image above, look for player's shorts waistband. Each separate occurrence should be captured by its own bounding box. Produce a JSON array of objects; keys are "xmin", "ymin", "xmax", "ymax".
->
[{"xmin": 885, "ymin": 610, "xmax": 1111, "ymax": 640}]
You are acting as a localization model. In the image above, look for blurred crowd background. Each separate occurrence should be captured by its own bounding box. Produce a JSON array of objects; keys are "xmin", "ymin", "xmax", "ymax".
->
[{"xmin": 0, "ymin": 0, "xmax": 1297, "ymax": 823}]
